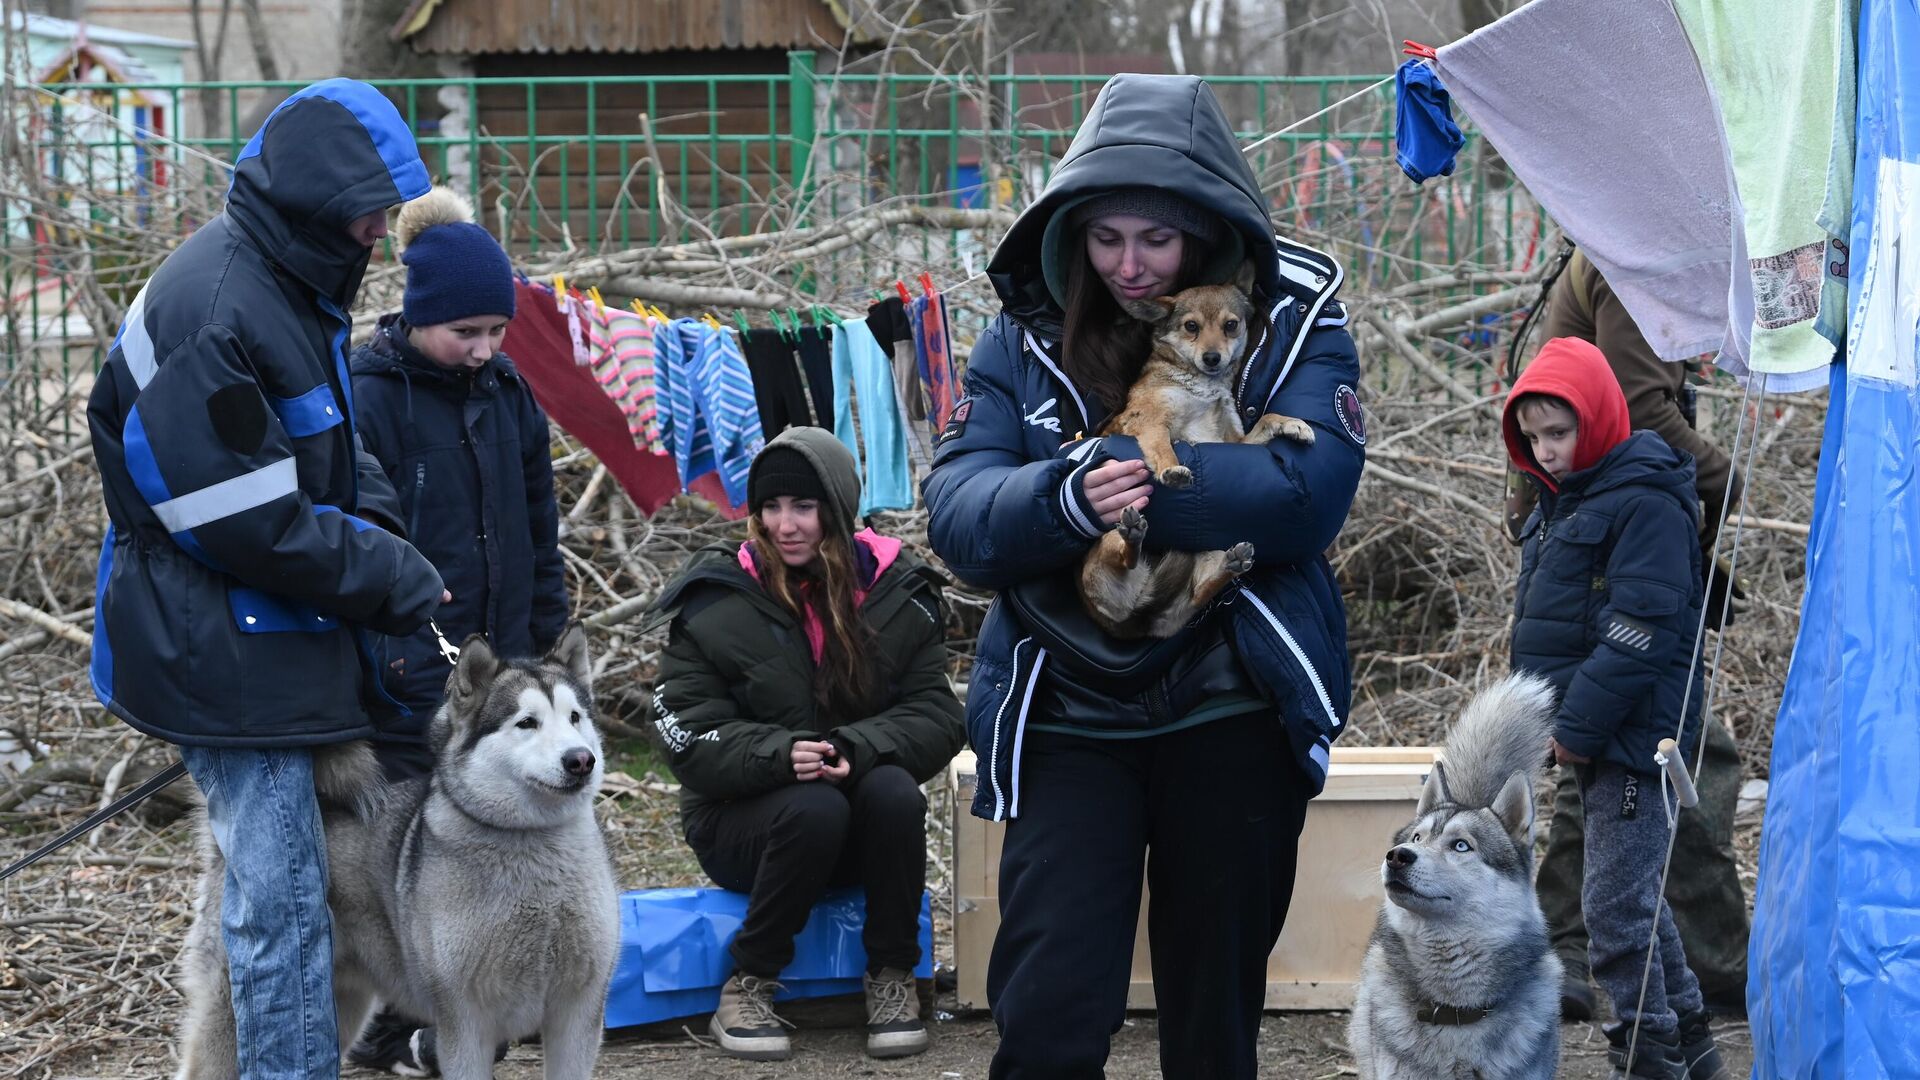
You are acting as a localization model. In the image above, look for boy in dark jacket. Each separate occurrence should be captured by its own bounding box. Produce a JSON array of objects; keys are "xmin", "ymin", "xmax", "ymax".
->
[
  {"xmin": 345, "ymin": 187, "xmax": 567, "ymax": 1076},
  {"xmin": 1505, "ymin": 338, "xmax": 1728, "ymax": 1080}
]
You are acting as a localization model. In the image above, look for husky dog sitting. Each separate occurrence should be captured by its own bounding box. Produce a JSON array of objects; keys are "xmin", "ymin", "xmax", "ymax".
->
[
  {"xmin": 1349, "ymin": 673, "xmax": 1564, "ymax": 1080},
  {"xmin": 1078, "ymin": 265, "xmax": 1317, "ymax": 638},
  {"xmin": 174, "ymin": 626, "xmax": 620, "ymax": 1080}
]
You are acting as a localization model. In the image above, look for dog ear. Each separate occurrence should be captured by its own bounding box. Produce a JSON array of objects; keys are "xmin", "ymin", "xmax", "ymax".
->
[
  {"xmin": 1415, "ymin": 759, "xmax": 1452, "ymax": 818},
  {"xmin": 1232, "ymin": 259, "xmax": 1256, "ymax": 294},
  {"xmin": 1123, "ymin": 296, "xmax": 1176, "ymax": 325},
  {"xmin": 548, "ymin": 623, "xmax": 592, "ymax": 691},
  {"xmin": 1491, "ymin": 771, "xmax": 1536, "ymax": 846},
  {"xmin": 449, "ymin": 633, "xmax": 499, "ymax": 702}
]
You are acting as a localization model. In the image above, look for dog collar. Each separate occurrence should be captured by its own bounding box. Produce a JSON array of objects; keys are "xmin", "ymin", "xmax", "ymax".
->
[{"xmin": 1417, "ymin": 1002, "xmax": 1491, "ymax": 1025}]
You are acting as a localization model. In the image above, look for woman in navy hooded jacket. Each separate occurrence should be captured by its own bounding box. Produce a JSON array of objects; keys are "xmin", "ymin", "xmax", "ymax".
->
[{"xmin": 924, "ymin": 74, "xmax": 1365, "ymax": 1078}]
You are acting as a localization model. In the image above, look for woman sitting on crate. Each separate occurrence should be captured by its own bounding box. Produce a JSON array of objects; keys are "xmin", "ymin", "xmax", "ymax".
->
[
  {"xmin": 922, "ymin": 73, "xmax": 1367, "ymax": 1079},
  {"xmin": 645, "ymin": 427, "xmax": 965, "ymax": 1062}
]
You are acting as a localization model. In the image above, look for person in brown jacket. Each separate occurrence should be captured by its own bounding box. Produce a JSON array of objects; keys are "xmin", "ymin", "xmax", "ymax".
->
[{"xmin": 1506, "ymin": 247, "xmax": 1751, "ymax": 1019}]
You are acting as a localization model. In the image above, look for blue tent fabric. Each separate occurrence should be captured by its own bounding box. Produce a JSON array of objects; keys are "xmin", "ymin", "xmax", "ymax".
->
[
  {"xmin": 604, "ymin": 887, "xmax": 935, "ymax": 1029},
  {"xmin": 1394, "ymin": 59, "xmax": 1465, "ymax": 184},
  {"xmin": 1749, "ymin": 1, "xmax": 1920, "ymax": 1075}
]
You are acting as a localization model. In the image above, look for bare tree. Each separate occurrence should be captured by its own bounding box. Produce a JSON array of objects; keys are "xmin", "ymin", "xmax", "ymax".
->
[{"xmin": 187, "ymin": 0, "xmax": 236, "ymax": 137}]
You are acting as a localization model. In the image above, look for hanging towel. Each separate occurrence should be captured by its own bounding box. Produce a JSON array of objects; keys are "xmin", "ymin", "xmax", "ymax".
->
[
  {"xmin": 1394, "ymin": 58, "xmax": 1465, "ymax": 184},
  {"xmin": 1672, "ymin": 0, "xmax": 1847, "ymax": 390},
  {"xmin": 829, "ymin": 321, "xmax": 915, "ymax": 516},
  {"xmin": 1436, "ymin": 0, "xmax": 1751, "ymax": 373},
  {"xmin": 741, "ymin": 327, "xmax": 813, "ymax": 436},
  {"xmin": 794, "ymin": 325, "xmax": 835, "ymax": 429},
  {"xmin": 502, "ymin": 280, "xmax": 738, "ymax": 517}
]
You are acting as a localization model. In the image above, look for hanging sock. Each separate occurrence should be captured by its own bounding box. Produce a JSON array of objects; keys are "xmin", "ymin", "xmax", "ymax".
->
[
  {"xmin": 740, "ymin": 327, "xmax": 812, "ymax": 437},
  {"xmin": 1394, "ymin": 57, "xmax": 1464, "ymax": 185},
  {"xmin": 794, "ymin": 325, "xmax": 836, "ymax": 429}
]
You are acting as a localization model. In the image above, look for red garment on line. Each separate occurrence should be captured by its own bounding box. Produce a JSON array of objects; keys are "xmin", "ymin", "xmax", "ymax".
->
[{"xmin": 504, "ymin": 279, "xmax": 744, "ymax": 518}]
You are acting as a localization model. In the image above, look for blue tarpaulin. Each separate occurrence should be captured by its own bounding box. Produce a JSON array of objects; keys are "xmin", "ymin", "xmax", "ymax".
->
[
  {"xmin": 1749, "ymin": 0, "xmax": 1920, "ymax": 1075},
  {"xmin": 604, "ymin": 887, "xmax": 934, "ymax": 1029}
]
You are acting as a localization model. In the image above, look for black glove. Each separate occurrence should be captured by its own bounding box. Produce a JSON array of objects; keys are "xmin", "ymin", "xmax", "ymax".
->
[{"xmin": 1702, "ymin": 554, "xmax": 1747, "ymax": 630}]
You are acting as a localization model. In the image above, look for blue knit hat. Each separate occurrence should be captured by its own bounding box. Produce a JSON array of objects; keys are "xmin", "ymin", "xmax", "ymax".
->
[{"xmin": 395, "ymin": 187, "xmax": 516, "ymax": 327}]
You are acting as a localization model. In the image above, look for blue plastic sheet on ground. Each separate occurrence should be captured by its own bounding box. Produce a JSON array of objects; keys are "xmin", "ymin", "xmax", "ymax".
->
[
  {"xmin": 1749, "ymin": 1, "xmax": 1920, "ymax": 1075},
  {"xmin": 604, "ymin": 887, "xmax": 934, "ymax": 1029}
]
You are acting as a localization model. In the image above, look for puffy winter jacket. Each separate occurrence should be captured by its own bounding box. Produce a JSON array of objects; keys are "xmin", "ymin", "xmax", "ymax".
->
[
  {"xmin": 645, "ymin": 539, "xmax": 966, "ymax": 820},
  {"xmin": 88, "ymin": 80, "xmax": 444, "ymax": 747},
  {"xmin": 350, "ymin": 314, "xmax": 569, "ymax": 729},
  {"xmin": 1510, "ymin": 432, "xmax": 1706, "ymax": 770},
  {"xmin": 923, "ymin": 74, "xmax": 1367, "ymax": 821}
]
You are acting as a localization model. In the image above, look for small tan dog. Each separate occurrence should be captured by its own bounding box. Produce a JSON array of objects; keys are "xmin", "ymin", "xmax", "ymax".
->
[{"xmin": 1078, "ymin": 266, "xmax": 1316, "ymax": 638}]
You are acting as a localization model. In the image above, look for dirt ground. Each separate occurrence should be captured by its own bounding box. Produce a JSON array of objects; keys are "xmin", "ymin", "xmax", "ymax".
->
[{"xmin": 43, "ymin": 1008, "xmax": 1753, "ymax": 1078}]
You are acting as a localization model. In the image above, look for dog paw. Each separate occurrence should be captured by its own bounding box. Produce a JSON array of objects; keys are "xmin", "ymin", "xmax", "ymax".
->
[
  {"xmin": 1265, "ymin": 415, "xmax": 1315, "ymax": 444},
  {"xmin": 1159, "ymin": 466, "xmax": 1194, "ymax": 489},
  {"xmin": 1225, "ymin": 542, "xmax": 1255, "ymax": 576},
  {"xmin": 1116, "ymin": 504, "xmax": 1149, "ymax": 544}
]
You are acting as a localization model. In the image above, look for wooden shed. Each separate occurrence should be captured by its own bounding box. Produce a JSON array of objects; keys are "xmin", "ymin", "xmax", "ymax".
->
[{"xmin": 389, "ymin": 0, "xmax": 881, "ymax": 249}]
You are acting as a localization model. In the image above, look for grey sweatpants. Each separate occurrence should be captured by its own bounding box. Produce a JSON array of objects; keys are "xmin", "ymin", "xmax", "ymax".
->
[{"xmin": 1579, "ymin": 762, "xmax": 1706, "ymax": 1035}]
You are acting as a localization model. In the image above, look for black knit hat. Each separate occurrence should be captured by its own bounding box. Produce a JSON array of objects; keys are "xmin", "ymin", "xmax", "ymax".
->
[{"xmin": 748, "ymin": 445, "xmax": 830, "ymax": 511}]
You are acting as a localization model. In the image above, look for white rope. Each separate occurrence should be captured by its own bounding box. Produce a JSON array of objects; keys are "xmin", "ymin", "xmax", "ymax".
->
[
  {"xmin": 3, "ymin": 70, "xmax": 236, "ymax": 174},
  {"xmin": 1622, "ymin": 369, "xmax": 1768, "ymax": 1071},
  {"xmin": 1240, "ymin": 74, "xmax": 1396, "ymax": 159}
]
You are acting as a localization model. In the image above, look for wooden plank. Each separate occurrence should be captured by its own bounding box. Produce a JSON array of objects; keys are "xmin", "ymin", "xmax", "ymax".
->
[{"xmin": 948, "ymin": 748, "xmax": 1428, "ymax": 1013}]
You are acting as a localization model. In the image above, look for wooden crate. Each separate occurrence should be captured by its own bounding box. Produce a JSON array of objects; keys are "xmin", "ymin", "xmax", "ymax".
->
[{"xmin": 949, "ymin": 744, "xmax": 1438, "ymax": 1012}]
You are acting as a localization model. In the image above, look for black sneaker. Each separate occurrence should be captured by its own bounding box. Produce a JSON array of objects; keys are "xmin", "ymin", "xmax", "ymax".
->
[
  {"xmin": 1605, "ymin": 1022, "xmax": 1690, "ymax": 1080},
  {"xmin": 1676, "ymin": 1009, "xmax": 1732, "ymax": 1080},
  {"xmin": 1561, "ymin": 972, "xmax": 1598, "ymax": 1022},
  {"xmin": 347, "ymin": 1009, "xmax": 433, "ymax": 1078}
]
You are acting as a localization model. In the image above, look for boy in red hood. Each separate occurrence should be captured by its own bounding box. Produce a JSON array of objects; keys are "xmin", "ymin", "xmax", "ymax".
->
[{"xmin": 1503, "ymin": 338, "xmax": 1729, "ymax": 1080}]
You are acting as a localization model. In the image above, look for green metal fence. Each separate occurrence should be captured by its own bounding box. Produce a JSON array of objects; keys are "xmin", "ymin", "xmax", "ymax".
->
[{"xmin": 4, "ymin": 57, "xmax": 1542, "ymax": 432}]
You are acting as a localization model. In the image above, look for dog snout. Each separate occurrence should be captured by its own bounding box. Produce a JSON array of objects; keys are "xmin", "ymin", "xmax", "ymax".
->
[
  {"xmin": 1201, "ymin": 350, "xmax": 1223, "ymax": 370},
  {"xmin": 562, "ymin": 747, "xmax": 596, "ymax": 777},
  {"xmin": 1385, "ymin": 845, "xmax": 1418, "ymax": 869}
]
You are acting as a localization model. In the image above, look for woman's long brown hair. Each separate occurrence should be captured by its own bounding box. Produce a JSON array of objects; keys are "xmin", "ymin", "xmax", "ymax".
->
[
  {"xmin": 1058, "ymin": 226, "xmax": 1270, "ymax": 421},
  {"xmin": 747, "ymin": 504, "xmax": 877, "ymax": 719}
]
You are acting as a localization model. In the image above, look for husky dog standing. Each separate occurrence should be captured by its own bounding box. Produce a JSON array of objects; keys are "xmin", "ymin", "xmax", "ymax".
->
[
  {"xmin": 1349, "ymin": 674, "xmax": 1564, "ymax": 1079},
  {"xmin": 174, "ymin": 627, "xmax": 620, "ymax": 1080}
]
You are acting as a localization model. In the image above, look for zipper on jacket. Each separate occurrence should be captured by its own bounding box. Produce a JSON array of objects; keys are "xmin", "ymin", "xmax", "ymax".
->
[
  {"xmin": 987, "ymin": 637, "xmax": 1034, "ymax": 820},
  {"xmin": 408, "ymin": 462, "xmax": 426, "ymax": 540},
  {"xmin": 1236, "ymin": 585, "xmax": 1339, "ymax": 732}
]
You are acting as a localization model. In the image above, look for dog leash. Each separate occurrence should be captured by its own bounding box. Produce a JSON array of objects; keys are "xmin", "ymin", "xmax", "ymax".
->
[
  {"xmin": 0, "ymin": 759, "xmax": 188, "ymax": 882},
  {"xmin": 429, "ymin": 618, "xmax": 461, "ymax": 664},
  {"xmin": 6, "ymin": 623, "xmax": 463, "ymax": 884}
]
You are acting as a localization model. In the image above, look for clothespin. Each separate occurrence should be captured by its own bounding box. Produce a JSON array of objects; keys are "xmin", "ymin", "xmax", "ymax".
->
[
  {"xmin": 700, "ymin": 312, "xmax": 724, "ymax": 331},
  {"xmin": 918, "ymin": 272, "xmax": 936, "ymax": 297},
  {"xmin": 651, "ymin": 304, "xmax": 671, "ymax": 321},
  {"xmin": 1402, "ymin": 39, "xmax": 1438, "ymax": 61},
  {"xmin": 733, "ymin": 309, "xmax": 753, "ymax": 336},
  {"xmin": 587, "ymin": 286, "xmax": 606, "ymax": 311},
  {"xmin": 808, "ymin": 305, "xmax": 826, "ymax": 330},
  {"xmin": 553, "ymin": 273, "xmax": 567, "ymax": 296},
  {"xmin": 630, "ymin": 299, "xmax": 647, "ymax": 316},
  {"xmin": 895, "ymin": 280, "xmax": 913, "ymax": 304}
]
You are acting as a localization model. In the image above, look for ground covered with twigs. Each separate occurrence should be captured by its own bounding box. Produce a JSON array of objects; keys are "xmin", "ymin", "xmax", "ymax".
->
[{"xmin": 4, "ymin": 354, "xmax": 1813, "ymax": 1075}]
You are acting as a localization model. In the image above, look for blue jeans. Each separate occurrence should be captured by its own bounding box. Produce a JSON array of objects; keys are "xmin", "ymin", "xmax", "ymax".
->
[{"xmin": 180, "ymin": 745, "xmax": 338, "ymax": 1079}]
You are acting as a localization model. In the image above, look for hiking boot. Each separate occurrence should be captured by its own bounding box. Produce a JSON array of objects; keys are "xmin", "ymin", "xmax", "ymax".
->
[
  {"xmin": 1561, "ymin": 971, "xmax": 1598, "ymax": 1022},
  {"xmin": 1676, "ymin": 1008, "xmax": 1732, "ymax": 1080},
  {"xmin": 1605, "ymin": 1023, "xmax": 1689, "ymax": 1080},
  {"xmin": 863, "ymin": 967, "xmax": 929, "ymax": 1059},
  {"xmin": 709, "ymin": 973, "xmax": 792, "ymax": 1061}
]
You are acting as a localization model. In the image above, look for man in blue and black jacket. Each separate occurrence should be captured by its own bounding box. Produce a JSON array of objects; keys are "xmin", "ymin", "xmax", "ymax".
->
[{"xmin": 88, "ymin": 80, "xmax": 445, "ymax": 1078}]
